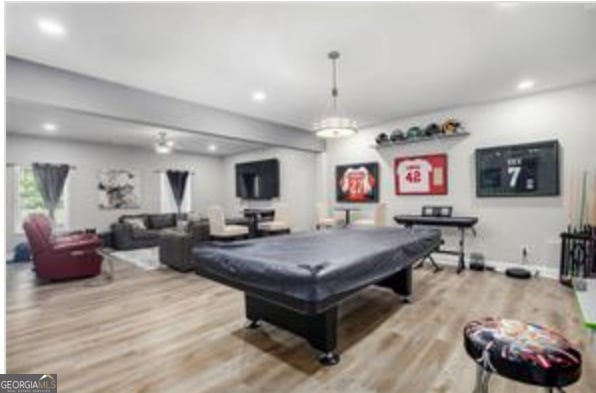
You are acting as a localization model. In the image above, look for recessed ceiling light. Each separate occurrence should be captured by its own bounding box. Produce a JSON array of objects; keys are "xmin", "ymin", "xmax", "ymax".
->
[
  {"xmin": 42, "ymin": 123, "xmax": 57, "ymax": 133},
  {"xmin": 208, "ymin": 144, "xmax": 217, "ymax": 152},
  {"xmin": 517, "ymin": 79, "xmax": 535, "ymax": 91},
  {"xmin": 496, "ymin": 2, "xmax": 519, "ymax": 8},
  {"xmin": 251, "ymin": 91, "xmax": 267, "ymax": 102},
  {"xmin": 37, "ymin": 18, "xmax": 66, "ymax": 37}
]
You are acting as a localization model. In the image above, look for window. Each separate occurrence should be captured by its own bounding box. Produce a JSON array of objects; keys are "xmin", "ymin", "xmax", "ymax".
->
[
  {"xmin": 160, "ymin": 173, "xmax": 191, "ymax": 214},
  {"xmin": 15, "ymin": 167, "xmax": 69, "ymax": 232}
]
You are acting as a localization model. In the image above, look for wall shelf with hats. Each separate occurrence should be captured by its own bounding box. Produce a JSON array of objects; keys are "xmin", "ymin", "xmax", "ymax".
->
[{"xmin": 371, "ymin": 131, "xmax": 470, "ymax": 149}]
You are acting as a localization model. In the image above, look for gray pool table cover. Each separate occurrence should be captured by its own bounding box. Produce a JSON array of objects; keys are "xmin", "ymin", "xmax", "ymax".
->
[{"xmin": 193, "ymin": 227, "xmax": 441, "ymax": 303}]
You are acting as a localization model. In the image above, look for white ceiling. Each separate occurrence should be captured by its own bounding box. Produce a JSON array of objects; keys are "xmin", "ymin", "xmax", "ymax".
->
[
  {"xmin": 5, "ymin": 2, "xmax": 596, "ymax": 130},
  {"xmin": 6, "ymin": 100, "xmax": 267, "ymax": 156}
]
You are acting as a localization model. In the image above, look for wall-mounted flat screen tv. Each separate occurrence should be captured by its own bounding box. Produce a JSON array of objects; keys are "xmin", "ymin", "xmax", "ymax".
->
[
  {"xmin": 475, "ymin": 140, "xmax": 559, "ymax": 197},
  {"xmin": 235, "ymin": 159, "xmax": 280, "ymax": 200}
]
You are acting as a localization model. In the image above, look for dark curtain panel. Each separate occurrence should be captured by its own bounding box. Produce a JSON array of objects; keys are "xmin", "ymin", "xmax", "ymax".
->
[
  {"xmin": 32, "ymin": 163, "xmax": 70, "ymax": 220},
  {"xmin": 166, "ymin": 170, "xmax": 189, "ymax": 214}
]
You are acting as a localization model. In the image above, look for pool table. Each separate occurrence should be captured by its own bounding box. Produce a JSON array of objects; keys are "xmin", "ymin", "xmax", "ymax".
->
[{"xmin": 193, "ymin": 227, "xmax": 441, "ymax": 365}]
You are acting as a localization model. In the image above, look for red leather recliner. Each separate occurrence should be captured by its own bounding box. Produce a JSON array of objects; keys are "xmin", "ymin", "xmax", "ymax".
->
[{"xmin": 22, "ymin": 214, "xmax": 103, "ymax": 280}]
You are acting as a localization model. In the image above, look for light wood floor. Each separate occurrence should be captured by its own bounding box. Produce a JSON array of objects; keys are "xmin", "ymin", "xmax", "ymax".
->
[{"xmin": 6, "ymin": 261, "xmax": 595, "ymax": 393}]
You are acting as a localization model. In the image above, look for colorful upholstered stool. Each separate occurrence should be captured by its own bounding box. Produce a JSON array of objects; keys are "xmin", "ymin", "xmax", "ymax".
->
[{"xmin": 463, "ymin": 317, "xmax": 582, "ymax": 393}]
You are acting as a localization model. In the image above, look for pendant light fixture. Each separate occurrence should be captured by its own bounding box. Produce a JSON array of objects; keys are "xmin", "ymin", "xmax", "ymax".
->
[{"xmin": 313, "ymin": 51, "xmax": 358, "ymax": 138}]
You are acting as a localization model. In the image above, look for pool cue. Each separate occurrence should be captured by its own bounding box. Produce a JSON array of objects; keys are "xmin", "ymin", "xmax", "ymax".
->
[
  {"xmin": 566, "ymin": 172, "xmax": 573, "ymax": 226},
  {"xmin": 569, "ymin": 172, "xmax": 578, "ymax": 227},
  {"xmin": 579, "ymin": 170, "xmax": 587, "ymax": 227},
  {"xmin": 590, "ymin": 171, "xmax": 596, "ymax": 226},
  {"xmin": 563, "ymin": 173, "xmax": 575, "ymax": 282},
  {"xmin": 574, "ymin": 171, "xmax": 581, "ymax": 228}
]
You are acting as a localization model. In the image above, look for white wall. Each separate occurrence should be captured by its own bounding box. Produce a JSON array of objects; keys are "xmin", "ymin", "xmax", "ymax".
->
[
  {"xmin": 223, "ymin": 147, "xmax": 321, "ymax": 232},
  {"xmin": 6, "ymin": 135, "xmax": 225, "ymax": 248},
  {"xmin": 324, "ymin": 83, "xmax": 596, "ymax": 269},
  {"xmin": 8, "ymin": 83, "xmax": 595, "ymax": 270}
]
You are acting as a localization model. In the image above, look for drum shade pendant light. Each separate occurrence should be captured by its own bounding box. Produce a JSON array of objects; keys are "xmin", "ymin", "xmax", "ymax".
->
[{"xmin": 313, "ymin": 51, "xmax": 358, "ymax": 138}]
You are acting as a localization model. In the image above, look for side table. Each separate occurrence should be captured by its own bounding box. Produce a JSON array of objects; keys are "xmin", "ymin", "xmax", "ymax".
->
[{"xmin": 85, "ymin": 248, "xmax": 115, "ymax": 286}]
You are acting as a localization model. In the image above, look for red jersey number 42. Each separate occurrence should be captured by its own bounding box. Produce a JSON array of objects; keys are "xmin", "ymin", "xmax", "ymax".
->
[{"xmin": 406, "ymin": 170, "xmax": 421, "ymax": 183}]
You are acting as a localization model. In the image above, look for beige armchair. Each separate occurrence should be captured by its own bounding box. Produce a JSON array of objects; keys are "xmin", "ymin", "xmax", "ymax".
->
[
  {"xmin": 315, "ymin": 202, "xmax": 341, "ymax": 229},
  {"xmin": 207, "ymin": 205, "xmax": 249, "ymax": 240},
  {"xmin": 352, "ymin": 203, "xmax": 387, "ymax": 227},
  {"xmin": 258, "ymin": 202, "xmax": 291, "ymax": 235}
]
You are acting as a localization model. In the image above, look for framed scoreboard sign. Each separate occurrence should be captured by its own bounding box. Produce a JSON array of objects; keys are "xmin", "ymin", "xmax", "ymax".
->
[
  {"xmin": 394, "ymin": 154, "xmax": 448, "ymax": 195},
  {"xmin": 475, "ymin": 140, "xmax": 559, "ymax": 197},
  {"xmin": 336, "ymin": 162, "xmax": 379, "ymax": 203}
]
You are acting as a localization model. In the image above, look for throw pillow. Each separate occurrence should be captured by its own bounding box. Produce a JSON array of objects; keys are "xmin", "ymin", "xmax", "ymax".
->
[{"xmin": 124, "ymin": 218, "xmax": 146, "ymax": 230}]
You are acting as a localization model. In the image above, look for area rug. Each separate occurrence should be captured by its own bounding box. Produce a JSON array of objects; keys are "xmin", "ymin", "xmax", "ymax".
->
[{"xmin": 109, "ymin": 247, "xmax": 164, "ymax": 271}]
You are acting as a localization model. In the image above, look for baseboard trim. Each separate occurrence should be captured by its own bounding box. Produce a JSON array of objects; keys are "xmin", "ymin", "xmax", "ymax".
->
[{"xmin": 431, "ymin": 254, "xmax": 559, "ymax": 280}]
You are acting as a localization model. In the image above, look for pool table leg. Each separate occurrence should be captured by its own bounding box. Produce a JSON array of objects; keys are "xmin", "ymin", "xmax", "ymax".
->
[
  {"xmin": 319, "ymin": 351, "xmax": 340, "ymax": 366},
  {"xmin": 377, "ymin": 265, "xmax": 413, "ymax": 303},
  {"xmin": 247, "ymin": 319, "xmax": 262, "ymax": 329},
  {"xmin": 244, "ymin": 294, "xmax": 340, "ymax": 365}
]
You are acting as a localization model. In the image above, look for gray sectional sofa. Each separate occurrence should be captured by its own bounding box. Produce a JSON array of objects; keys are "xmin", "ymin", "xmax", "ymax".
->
[
  {"xmin": 111, "ymin": 213, "xmax": 257, "ymax": 272},
  {"xmin": 158, "ymin": 219, "xmax": 211, "ymax": 271},
  {"xmin": 111, "ymin": 213, "xmax": 183, "ymax": 250}
]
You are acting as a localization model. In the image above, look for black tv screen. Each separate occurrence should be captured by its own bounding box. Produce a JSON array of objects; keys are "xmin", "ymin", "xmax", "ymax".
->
[
  {"xmin": 475, "ymin": 140, "xmax": 559, "ymax": 197},
  {"xmin": 235, "ymin": 159, "xmax": 280, "ymax": 199}
]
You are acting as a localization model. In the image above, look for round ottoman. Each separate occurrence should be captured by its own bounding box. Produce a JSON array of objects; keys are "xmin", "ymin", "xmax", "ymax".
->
[{"xmin": 463, "ymin": 317, "xmax": 581, "ymax": 393}]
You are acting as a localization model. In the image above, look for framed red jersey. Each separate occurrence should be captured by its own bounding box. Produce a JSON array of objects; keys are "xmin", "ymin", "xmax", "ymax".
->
[
  {"xmin": 336, "ymin": 162, "xmax": 379, "ymax": 203},
  {"xmin": 394, "ymin": 154, "xmax": 448, "ymax": 195}
]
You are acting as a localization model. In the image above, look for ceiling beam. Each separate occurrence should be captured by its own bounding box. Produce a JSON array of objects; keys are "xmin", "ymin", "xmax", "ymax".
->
[{"xmin": 6, "ymin": 56, "xmax": 324, "ymax": 153}]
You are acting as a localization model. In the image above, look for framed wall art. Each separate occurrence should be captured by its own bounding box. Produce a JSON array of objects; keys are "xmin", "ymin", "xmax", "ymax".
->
[
  {"xmin": 394, "ymin": 154, "xmax": 448, "ymax": 195},
  {"xmin": 98, "ymin": 169, "xmax": 141, "ymax": 209},
  {"xmin": 475, "ymin": 140, "xmax": 559, "ymax": 197},
  {"xmin": 336, "ymin": 162, "xmax": 379, "ymax": 203}
]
